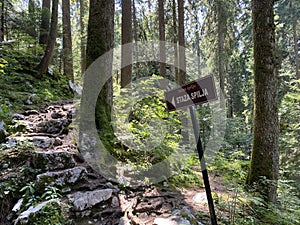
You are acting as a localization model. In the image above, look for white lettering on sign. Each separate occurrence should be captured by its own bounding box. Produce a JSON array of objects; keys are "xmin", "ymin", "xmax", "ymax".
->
[
  {"xmin": 191, "ymin": 88, "xmax": 209, "ymax": 100},
  {"xmin": 176, "ymin": 88, "xmax": 209, "ymax": 104},
  {"xmin": 176, "ymin": 94, "xmax": 191, "ymax": 104}
]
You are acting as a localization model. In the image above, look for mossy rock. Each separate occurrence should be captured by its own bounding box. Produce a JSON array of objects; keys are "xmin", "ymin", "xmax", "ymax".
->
[
  {"xmin": 0, "ymin": 146, "xmax": 34, "ymax": 168},
  {"xmin": 14, "ymin": 199, "xmax": 68, "ymax": 225}
]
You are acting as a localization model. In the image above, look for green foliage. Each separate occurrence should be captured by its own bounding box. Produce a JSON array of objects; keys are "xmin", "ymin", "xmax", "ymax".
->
[
  {"xmin": 23, "ymin": 201, "xmax": 69, "ymax": 225},
  {"xmin": 166, "ymin": 166, "xmax": 203, "ymax": 189},
  {"xmin": 0, "ymin": 44, "xmax": 72, "ymax": 136},
  {"xmin": 279, "ymin": 82, "xmax": 300, "ymax": 189},
  {"xmin": 223, "ymin": 117, "xmax": 252, "ymax": 155},
  {"xmin": 110, "ymin": 75, "xmax": 182, "ymax": 166},
  {"xmin": 209, "ymin": 151, "xmax": 249, "ymax": 185},
  {"xmin": 20, "ymin": 183, "xmax": 63, "ymax": 210},
  {"xmin": 20, "ymin": 182, "xmax": 41, "ymax": 209}
]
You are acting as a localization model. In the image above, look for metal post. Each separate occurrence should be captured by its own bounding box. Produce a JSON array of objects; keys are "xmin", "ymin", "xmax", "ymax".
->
[{"xmin": 189, "ymin": 106, "xmax": 218, "ymax": 225}]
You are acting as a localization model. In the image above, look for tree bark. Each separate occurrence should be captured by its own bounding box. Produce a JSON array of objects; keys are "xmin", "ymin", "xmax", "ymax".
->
[
  {"xmin": 36, "ymin": 0, "xmax": 58, "ymax": 78},
  {"xmin": 132, "ymin": 0, "xmax": 140, "ymax": 78},
  {"xmin": 62, "ymin": 0, "xmax": 74, "ymax": 81},
  {"xmin": 247, "ymin": 0, "xmax": 279, "ymax": 203},
  {"xmin": 0, "ymin": 0, "xmax": 5, "ymax": 41},
  {"xmin": 121, "ymin": 0, "xmax": 132, "ymax": 88},
  {"xmin": 293, "ymin": 20, "xmax": 300, "ymax": 84},
  {"xmin": 28, "ymin": 0, "xmax": 37, "ymax": 39},
  {"xmin": 195, "ymin": 15, "xmax": 201, "ymax": 78},
  {"xmin": 86, "ymin": 0, "xmax": 114, "ymax": 136},
  {"xmin": 172, "ymin": 0, "xmax": 178, "ymax": 81},
  {"xmin": 39, "ymin": 0, "xmax": 51, "ymax": 45},
  {"xmin": 177, "ymin": 0, "xmax": 186, "ymax": 85},
  {"xmin": 158, "ymin": 0, "xmax": 166, "ymax": 78},
  {"xmin": 217, "ymin": 0, "xmax": 226, "ymax": 108},
  {"xmin": 80, "ymin": 0, "xmax": 86, "ymax": 76}
]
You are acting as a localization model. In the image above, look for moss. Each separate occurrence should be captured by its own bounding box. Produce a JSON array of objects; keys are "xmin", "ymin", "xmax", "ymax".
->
[
  {"xmin": 17, "ymin": 201, "xmax": 67, "ymax": 225},
  {"xmin": 0, "ymin": 146, "xmax": 33, "ymax": 168}
]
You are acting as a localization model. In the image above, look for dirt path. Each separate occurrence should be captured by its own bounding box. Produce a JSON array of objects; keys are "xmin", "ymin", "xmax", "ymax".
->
[{"xmin": 2, "ymin": 100, "xmax": 230, "ymax": 225}]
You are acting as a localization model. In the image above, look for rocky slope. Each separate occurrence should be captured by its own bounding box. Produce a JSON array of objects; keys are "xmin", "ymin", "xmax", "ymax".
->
[{"xmin": 0, "ymin": 101, "xmax": 211, "ymax": 225}]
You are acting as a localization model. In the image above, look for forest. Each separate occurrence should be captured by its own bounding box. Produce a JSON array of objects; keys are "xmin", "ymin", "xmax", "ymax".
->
[{"xmin": 0, "ymin": 0, "xmax": 299, "ymax": 224}]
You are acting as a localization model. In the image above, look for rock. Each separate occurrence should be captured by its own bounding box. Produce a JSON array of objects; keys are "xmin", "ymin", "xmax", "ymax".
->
[
  {"xmin": 193, "ymin": 192, "xmax": 207, "ymax": 204},
  {"xmin": 53, "ymin": 137, "xmax": 63, "ymax": 146},
  {"xmin": 118, "ymin": 216, "xmax": 131, "ymax": 225},
  {"xmin": 36, "ymin": 119, "xmax": 70, "ymax": 134},
  {"xmin": 26, "ymin": 94, "xmax": 37, "ymax": 105},
  {"xmin": 33, "ymin": 150, "xmax": 76, "ymax": 171},
  {"xmin": 111, "ymin": 196, "xmax": 120, "ymax": 208},
  {"xmin": 12, "ymin": 198, "xmax": 23, "ymax": 212},
  {"xmin": 11, "ymin": 114, "xmax": 25, "ymax": 120},
  {"xmin": 24, "ymin": 110, "xmax": 39, "ymax": 116},
  {"xmin": 0, "ymin": 120, "xmax": 8, "ymax": 143},
  {"xmin": 12, "ymin": 120, "xmax": 34, "ymax": 132},
  {"xmin": 153, "ymin": 216, "xmax": 192, "ymax": 225},
  {"xmin": 14, "ymin": 199, "xmax": 60, "ymax": 225},
  {"xmin": 68, "ymin": 80, "xmax": 82, "ymax": 96},
  {"xmin": 32, "ymin": 136, "xmax": 52, "ymax": 149},
  {"xmin": 36, "ymin": 166, "xmax": 87, "ymax": 190},
  {"xmin": 181, "ymin": 206, "xmax": 196, "ymax": 219},
  {"xmin": 137, "ymin": 212, "xmax": 148, "ymax": 219},
  {"xmin": 51, "ymin": 111, "xmax": 65, "ymax": 119},
  {"xmin": 135, "ymin": 197, "xmax": 164, "ymax": 213},
  {"xmin": 6, "ymin": 136, "xmax": 32, "ymax": 147},
  {"xmin": 68, "ymin": 189, "xmax": 113, "ymax": 212}
]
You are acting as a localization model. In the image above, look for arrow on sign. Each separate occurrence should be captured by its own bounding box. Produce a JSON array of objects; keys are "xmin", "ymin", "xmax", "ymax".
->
[
  {"xmin": 165, "ymin": 75, "xmax": 218, "ymax": 111},
  {"xmin": 171, "ymin": 97, "xmax": 176, "ymax": 108}
]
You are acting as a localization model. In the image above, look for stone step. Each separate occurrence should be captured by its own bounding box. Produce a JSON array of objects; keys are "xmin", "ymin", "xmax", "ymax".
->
[
  {"xmin": 33, "ymin": 150, "xmax": 76, "ymax": 171},
  {"xmin": 35, "ymin": 118, "xmax": 71, "ymax": 134},
  {"xmin": 36, "ymin": 166, "xmax": 87, "ymax": 192},
  {"xmin": 14, "ymin": 199, "xmax": 61, "ymax": 225},
  {"xmin": 67, "ymin": 189, "xmax": 114, "ymax": 212}
]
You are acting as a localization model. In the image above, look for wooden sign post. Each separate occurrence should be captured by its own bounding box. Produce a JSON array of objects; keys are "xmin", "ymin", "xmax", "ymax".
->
[{"xmin": 165, "ymin": 75, "xmax": 218, "ymax": 225}]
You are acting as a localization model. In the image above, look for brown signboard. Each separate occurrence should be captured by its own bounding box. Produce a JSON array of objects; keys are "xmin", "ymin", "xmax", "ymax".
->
[{"xmin": 165, "ymin": 75, "xmax": 218, "ymax": 111}]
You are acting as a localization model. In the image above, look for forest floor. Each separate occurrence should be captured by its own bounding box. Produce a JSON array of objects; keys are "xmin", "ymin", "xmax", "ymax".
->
[{"xmin": 1, "ymin": 99, "xmax": 233, "ymax": 225}]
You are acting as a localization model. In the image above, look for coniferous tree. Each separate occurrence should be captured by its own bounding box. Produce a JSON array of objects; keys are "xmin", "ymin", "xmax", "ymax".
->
[
  {"xmin": 80, "ymin": 0, "xmax": 86, "ymax": 76},
  {"xmin": 177, "ymin": 0, "xmax": 185, "ymax": 85},
  {"xmin": 121, "ymin": 0, "xmax": 132, "ymax": 88},
  {"xmin": 247, "ymin": 0, "xmax": 279, "ymax": 203},
  {"xmin": 36, "ymin": 0, "xmax": 58, "ymax": 78},
  {"xmin": 62, "ymin": 0, "xmax": 74, "ymax": 81},
  {"xmin": 0, "ymin": 0, "xmax": 5, "ymax": 41},
  {"xmin": 39, "ymin": 0, "xmax": 51, "ymax": 45},
  {"xmin": 158, "ymin": 0, "xmax": 166, "ymax": 78},
  {"xmin": 86, "ymin": 0, "xmax": 115, "ymax": 136}
]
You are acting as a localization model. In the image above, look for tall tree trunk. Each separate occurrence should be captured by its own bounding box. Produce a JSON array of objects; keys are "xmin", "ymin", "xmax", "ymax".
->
[
  {"xmin": 39, "ymin": 0, "xmax": 51, "ymax": 45},
  {"xmin": 217, "ymin": 0, "xmax": 226, "ymax": 108},
  {"xmin": 86, "ymin": 0, "xmax": 115, "ymax": 137},
  {"xmin": 188, "ymin": 0, "xmax": 201, "ymax": 77},
  {"xmin": 62, "ymin": 0, "xmax": 74, "ymax": 81},
  {"xmin": 121, "ymin": 0, "xmax": 132, "ymax": 88},
  {"xmin": 132, "ymin": 0, "xmax": 139, "ymax": 78},
  {"xmin": 158, "ymin": 0, "xmax": 166, "ymax": 78},
  {"xmin": 177, "ymin": 0, "xmax": 185, "ymax": 85},
  {"xmin": 36, "ymin": 0, "xmax": 58, "ymax": 78},
  {"xmin": 172, "ymin": 0, "xmax": 178, "ymax": 81},
  {"xmin": 28, "ymin": 0, "xmax": 37, "ymax": 39},
  {"xmin": 293, "ymin": 20, "xmax": 300, "ymax": 84},
  {"xmin": 247, "ymin": 0, "xmax": 279, "ymax": 203},
  {"xmin": 177, "ymin": 0, "xmax": 189, "ymax": 143},
  {"xmin": 80, "ymin": 0, "xmax": 86, "ymax": 76},
  {"xmin": 0, "ymin": 0, "xmax": 5, "ymax": 41},
  {"xmin": 195, "ymin": 16, "xmax": 201, "ymax": 78}
]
